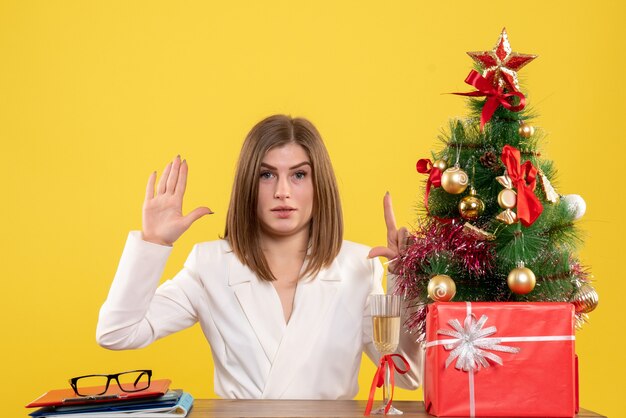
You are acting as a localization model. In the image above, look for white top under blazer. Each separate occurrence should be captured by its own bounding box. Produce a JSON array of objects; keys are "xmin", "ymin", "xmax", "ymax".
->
[{"xmin": 96, "ymin": 231, "xmax": 423, "ymax": 399}]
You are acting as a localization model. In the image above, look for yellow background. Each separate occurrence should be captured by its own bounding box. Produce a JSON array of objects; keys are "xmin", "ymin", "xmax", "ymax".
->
[{"xmin": 1, "ymin": 1, "xmax": 623, "ymax": 417}]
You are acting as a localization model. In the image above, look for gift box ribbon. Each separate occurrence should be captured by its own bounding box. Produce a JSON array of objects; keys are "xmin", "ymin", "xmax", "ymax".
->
[{"xmin": 425, "ymin": 302, "xmax": 575, "ymax": 417}]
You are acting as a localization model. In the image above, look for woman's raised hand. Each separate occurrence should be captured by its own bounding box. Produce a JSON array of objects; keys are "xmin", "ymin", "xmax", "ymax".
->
[
  {"xmin": 368, "ymin": 192, "xmax": 410, "ymax": 274},
  {"xmin": 141, "ymin": 155, "xmax": 213, "ymax": 246}
]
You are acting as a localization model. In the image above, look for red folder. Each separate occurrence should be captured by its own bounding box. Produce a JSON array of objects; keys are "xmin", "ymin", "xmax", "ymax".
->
[{"xmin": 26, "ymin": 379, "xmax": 171, "ymax": 408}]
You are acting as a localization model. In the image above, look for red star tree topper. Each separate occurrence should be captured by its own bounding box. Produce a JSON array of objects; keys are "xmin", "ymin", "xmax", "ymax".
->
[{"xmin": 467, "ymin": 28, "xmax": 537, "ymax": 92}]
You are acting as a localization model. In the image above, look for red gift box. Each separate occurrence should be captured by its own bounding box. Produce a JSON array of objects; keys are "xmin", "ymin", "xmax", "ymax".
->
[{"xmin": 424, "ymin": 302, "xmax": 577, "ymax": 417}]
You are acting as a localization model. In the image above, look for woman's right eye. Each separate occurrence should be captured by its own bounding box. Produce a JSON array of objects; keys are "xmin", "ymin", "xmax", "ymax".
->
[{"xmin": 260, "ymin": 171, "xmax": 274, "ymax": 179}]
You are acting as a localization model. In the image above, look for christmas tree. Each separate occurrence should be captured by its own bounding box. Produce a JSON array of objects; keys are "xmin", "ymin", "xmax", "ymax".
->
[{"xmin": 396, "ymin": 28, "xmax": 598, "ymax": 341}]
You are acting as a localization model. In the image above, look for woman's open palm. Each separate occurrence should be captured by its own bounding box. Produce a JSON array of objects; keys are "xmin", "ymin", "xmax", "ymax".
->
[{"xmin": 142, "ymin": 155, "xmax": 213, "ymax": 246}]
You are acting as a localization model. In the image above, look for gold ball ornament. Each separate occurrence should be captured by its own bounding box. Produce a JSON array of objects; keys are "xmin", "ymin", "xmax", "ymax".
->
[
  {"xmin": 518, "ymin": 123, "xmax": 535, "ymax": 138},
  {"xmin": 433, "ymin": 159, "xmax": 448, "ymax": 172},
  {"xmin": 507, "ymin": 264, "xmax": 536, "ymax": 295},
  {"xmin": 440, "ymin": 166, "xmax": 469, "ymax": 194},
  {"xmin": 571, "ymin": 283, "xmax": 599, "ymax": 314},
  {"xmin": 459, "ymin": 189, "xmax": 485, "ymax": 220},
  {"xmin": 427, "ymin": 274, "xmax": 457, "ymax": 302}
]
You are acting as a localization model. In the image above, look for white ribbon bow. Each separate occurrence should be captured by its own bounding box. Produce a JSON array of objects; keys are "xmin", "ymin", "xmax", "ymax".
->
[{"xmin": 438, "ymin": 314, "xmax": 520, "ymax": 372}]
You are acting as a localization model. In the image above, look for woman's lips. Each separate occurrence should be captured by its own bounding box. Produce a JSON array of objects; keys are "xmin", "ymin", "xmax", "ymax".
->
[{"xmin": 271, "ymin": 207, "xmax": 296, "ymax": 219}]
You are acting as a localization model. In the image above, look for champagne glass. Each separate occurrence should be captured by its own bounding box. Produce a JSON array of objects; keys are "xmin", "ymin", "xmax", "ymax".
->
[{"xmin": 370, "ymin": 294, "xmax": 402, "ymax": 415}]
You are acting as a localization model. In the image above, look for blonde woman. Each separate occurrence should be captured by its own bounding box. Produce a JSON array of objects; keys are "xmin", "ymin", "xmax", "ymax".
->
[{"xmin": 96, "ymin": 114, "xmax": 422, "ymax": 399}]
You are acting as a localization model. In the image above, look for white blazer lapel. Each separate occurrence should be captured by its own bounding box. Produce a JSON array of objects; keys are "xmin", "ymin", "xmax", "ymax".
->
[
  {"xmin": 261, "ymin": 259, "xmax": 342, "ymax": 399},
  {"xmin": 228, "ymin": 256, "xmax": 285, "ymax": 365}
]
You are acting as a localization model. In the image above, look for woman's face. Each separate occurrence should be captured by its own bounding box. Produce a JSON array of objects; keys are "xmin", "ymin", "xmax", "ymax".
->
[{"xmin": 256, "ymin": 142, "xmax": 314, "ymax": 241}]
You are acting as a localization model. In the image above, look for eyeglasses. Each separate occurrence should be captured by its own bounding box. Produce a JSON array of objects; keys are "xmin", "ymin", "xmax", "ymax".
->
[{"xmin": 69, "ymin": 370, "xmax": 152, "ymax": 396}]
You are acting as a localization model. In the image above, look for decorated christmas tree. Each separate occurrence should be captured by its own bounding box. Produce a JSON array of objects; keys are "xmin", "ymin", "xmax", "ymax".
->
[{"xmin": 396, "ymin": 28, "xmax": 599, "ymax": 341}]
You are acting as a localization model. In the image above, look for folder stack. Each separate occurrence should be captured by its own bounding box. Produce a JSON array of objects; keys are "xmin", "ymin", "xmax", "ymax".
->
[{"xmin": 26, "ymin": 379, "xmax": 194, "ymax": 417}]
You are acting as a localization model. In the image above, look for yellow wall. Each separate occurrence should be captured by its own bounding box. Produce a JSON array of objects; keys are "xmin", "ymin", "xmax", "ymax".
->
[{"xmin": 2, "ymin": 1, "xmax": 623, "ymax": 417}]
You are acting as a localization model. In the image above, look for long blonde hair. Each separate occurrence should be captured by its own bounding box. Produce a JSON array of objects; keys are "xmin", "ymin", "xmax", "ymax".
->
[{"xmin": 224, "ymin": 114, "xmax": 343, "ymax": 282}]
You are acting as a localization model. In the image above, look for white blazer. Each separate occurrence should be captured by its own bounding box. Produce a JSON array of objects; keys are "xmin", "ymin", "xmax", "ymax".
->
[{"xmin": 96, "ymin": 231, "xmax": 422, "ymax": 399}]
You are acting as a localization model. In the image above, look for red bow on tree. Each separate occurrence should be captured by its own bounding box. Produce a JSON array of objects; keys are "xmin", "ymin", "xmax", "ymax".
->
[
  {"xmin": 416, "ymin": 158, "xmax": 442, "ymax": 208},
  {"xmin": 454, "ymin": 70, "xmax": 526, "ymax": 132},
  {"xmin": 501, "ymin": 145, "xmax": 543, "ymax": 226}
]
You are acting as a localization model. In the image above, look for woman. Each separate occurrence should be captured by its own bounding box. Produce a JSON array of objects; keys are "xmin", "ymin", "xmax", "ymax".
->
[{"xmin": 96, "ymin": 114, "xmax": 422, "ymax": 399}]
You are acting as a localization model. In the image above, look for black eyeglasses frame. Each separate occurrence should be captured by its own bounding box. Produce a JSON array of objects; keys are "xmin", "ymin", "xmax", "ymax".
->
[{"xmin": 68, "ymin": 369, "xmax": 152, "ymax": 396}]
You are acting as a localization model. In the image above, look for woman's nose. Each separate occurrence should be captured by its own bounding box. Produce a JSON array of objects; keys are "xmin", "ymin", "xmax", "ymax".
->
[{"xmin": 274, "ymin": 177, "xmax": 291, "ymax": 199}]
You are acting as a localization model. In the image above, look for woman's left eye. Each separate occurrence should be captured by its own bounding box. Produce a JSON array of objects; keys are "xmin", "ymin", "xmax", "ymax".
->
[{"xmin": 294, "ymin": 171, "xmax": 307, "ymax": 180}]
